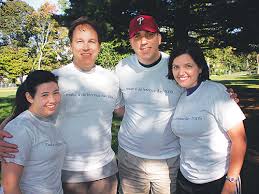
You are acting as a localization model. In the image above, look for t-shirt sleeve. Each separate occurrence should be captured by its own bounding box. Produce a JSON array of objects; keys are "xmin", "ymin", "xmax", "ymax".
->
[
  {"xmin": 113, "ymin": 66, "xmax": 125, "ymax": 109},
  {"xmin": 4, "ymin": 123, "xmax": 33, "ymax": 166},
  {"xmin": 211, "ymin": 84, "xmax": 245, "ymax": 131},
  {"xmin": 115, "ymin": 88, "xmax": 124, "ymax": 109}
]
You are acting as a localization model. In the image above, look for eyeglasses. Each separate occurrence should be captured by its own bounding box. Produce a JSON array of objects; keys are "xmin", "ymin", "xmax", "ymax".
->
[{"xmin": 133, "ymin": 32, "xmax": 158, "ymax": 40}]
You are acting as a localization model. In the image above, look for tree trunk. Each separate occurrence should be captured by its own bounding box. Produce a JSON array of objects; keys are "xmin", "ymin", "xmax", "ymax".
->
[
  {"xmin": 257, "ymin": 53, "xmax": 259, "ymax": 74},
  {"xmin": 38, "ymin": 49, "xmax": 43, "ymax": 70},
  {"xmin": 174, "ymin": 0, "xmax": 191, "ymax": 46}
]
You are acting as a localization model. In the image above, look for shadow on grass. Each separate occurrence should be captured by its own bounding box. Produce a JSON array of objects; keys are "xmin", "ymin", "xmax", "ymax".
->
[{"xmin": 210, "ymin": 81, "xmax": 259, "ymax": 193}]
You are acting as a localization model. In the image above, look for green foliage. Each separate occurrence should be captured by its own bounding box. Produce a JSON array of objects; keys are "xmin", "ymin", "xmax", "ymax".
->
[
  {"xmin": 97, "ymin": 40, "xmax": 130, "ymax": 69},
  {"xmin": 0, "ymin": 46, "xmax": 33, "ymax": 82},
  {"xmin": 0, "ymin": 0, "xmax": 34, "ymax": 47},
  {"xmin": 0, "ymin": 95, "xmax": 14, "ymax": 123},
  {"xmin": 58, "ymin": 0, "xmax": 70, "ymax": 15},
  {"xmin": 64, "ymin": 0, "xmax": 259, "ymax": 53},
  {"xmin": 205, "ymin": 47, "xmax": 247, "ymax": 75},
  {"xmin": 26, "ymin": 3, "xmax": 70, "ymax": 70},
  {"xmin": 0, "ymin": 0, "xmax": 70, "ymax": 80},
  {"xmin": 246, "ymin": 52, "xmax": 259, "ymax": 74}
]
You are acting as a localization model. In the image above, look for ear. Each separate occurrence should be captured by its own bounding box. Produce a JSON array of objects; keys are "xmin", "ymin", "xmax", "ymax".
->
[
  {"xmin": 199, "ymin": 68, "xmax": 202, "ymax": 74},
  {"xmin": 158, "ymin": 33, "xmax": 162, "ymax": 45},
  {"xmin": 25, "ymin": 92, "xmax": 34, "ymax": 104}
]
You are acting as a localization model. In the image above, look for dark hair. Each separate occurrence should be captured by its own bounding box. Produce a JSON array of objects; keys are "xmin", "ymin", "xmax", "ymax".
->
[
  {"xmin": 168, "ymin": 41, "xmax": 210, "ymax": 82},
  {"xmin": 68, "ymin": 16, "xmax": 101, "ymax": 43},
  {"xmin": 11, "ymin": 70, "xmax": 58, "ymax": 120}
]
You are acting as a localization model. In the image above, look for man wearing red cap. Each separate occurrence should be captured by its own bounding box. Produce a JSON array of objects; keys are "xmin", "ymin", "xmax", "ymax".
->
[{"xmin": 115, "ymin": 14, "xmax": 183, "ymax": 194}]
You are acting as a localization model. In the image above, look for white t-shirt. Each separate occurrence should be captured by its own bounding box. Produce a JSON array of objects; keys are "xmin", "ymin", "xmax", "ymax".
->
[
  {"xmin": 115, "ymin": 52, "xmax": 183, "ymax": 159},
  {"xmin": 4, "ymin": 110, "xmax": 65, "ymax": 194},
  {"xmin": 53, "ymin": 63, "xmax": 120, "ymax": 171},
  {"xmin": 171, "ymin": 80, "xmax": 245, "ymax": 184}
]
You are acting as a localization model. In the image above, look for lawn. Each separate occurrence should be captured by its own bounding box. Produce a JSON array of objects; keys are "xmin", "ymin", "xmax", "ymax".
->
[
  {"xmin": 0, "ymin": 88, "xmax": 16, "ymax": 123},
  {"xmin": 0, "ymin": 74, "xmax": 258, "ymax": 193}
]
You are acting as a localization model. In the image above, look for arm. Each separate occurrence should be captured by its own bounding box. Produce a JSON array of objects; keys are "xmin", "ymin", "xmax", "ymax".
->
[
  {"xmin": 0, "ymin": 118, "xmax": 19, "ymax": 161},
  {"xmin": 1, "ymin": 162, "xmax": 24, "ymax": 194},
  {"xmin": 0, "ymin": 116, "xmax": 12, "ymax": 130},
  {"xmin": 221, "ymin": 122, "xmax": 247, "ymax": 194}
]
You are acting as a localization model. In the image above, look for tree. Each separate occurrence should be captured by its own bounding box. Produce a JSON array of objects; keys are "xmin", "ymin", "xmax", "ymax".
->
[
  {"xmin": 63, "ymin": 0, "xmax": 259, "ymax": 51},
  {"xmin": 26, "ymin": 3, "xmax": 58, "ymax": 70},
  {"xmin": 0, "ymin": 0, "xmax": 33, "ymax": 47},
  {"xmin": 205, "ymin": 47, "xmax": 246, "ymax": 75},
  {"xmin": 0, "ymin": 46, "xmax": 33, "ymax": 83},
  {"xmin": 97, "ymin": 40, "xmax": 130, "ymax": 69},
  {"xmin": 1, "ymin": 0, "xmax": 71, "ymax": 81},
  {"xmin": 58, "ymin": 0, "xmax": 70, "ymax": 15},
  {"xmin": 26, "ymin": 2, "xmax": 70, "ymax": 70}
]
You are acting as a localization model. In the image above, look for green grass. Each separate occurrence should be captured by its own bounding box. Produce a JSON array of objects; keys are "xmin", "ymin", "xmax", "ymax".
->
[
  {"xmin": 211, "ymin": 74, "xmax": 259, "ymax": 89},
  {"xmin": 0, "ymin": 88, "xmax": 16, "ymax": 98},
  {"xmin": 0, "ymin": 88, "xmax": 16, "ymax": 123}
]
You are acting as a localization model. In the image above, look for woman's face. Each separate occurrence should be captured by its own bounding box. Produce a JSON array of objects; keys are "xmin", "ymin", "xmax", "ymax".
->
[
  {"xmin": 171, "ymin": 53, "xmax": 202, "ymax": 89},
  {"xmin": 26, "ymin": 81, "xmax": 61, "ymax": 117}
]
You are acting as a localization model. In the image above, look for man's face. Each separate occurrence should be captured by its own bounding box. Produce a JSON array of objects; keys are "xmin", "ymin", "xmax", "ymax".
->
[
  {"xmin": 70, "ymin": 24, "xmax": 100, "ymax": 71},
  {"xmin": 130, "ymin": 31, "xmax": 161, "ymax": 65}
]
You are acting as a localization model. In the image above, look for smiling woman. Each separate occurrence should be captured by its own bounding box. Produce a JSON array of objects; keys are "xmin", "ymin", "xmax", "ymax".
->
[
  {"xmin": 168, "ymin": 41, "xmax": 246, "ymax": 194},
  {"xmin": 1, "ymin": 70, "xmax": 66, "ymax": 194}
]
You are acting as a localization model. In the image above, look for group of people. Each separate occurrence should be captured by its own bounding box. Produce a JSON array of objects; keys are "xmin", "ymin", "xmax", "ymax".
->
[{"xmin": 0, "ymin": 14, "xmax": 246, "ymax": 194}]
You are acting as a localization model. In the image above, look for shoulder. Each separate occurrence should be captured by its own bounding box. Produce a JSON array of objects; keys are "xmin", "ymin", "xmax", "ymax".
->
[
  {"xmin": 203, "ymin": 80, "xmax": 227, "ymax": 93},
  {"xmin": 52, "ymin": 63, "xmax": 73, "ymax": 76},
  {"xmin": 4, "ymin": 112, "xmax": 35, "ymax": 139},
  {"xmin": 200, "ymin": 81, "xmax": 232, "ymax": 104},
  {"xmin": 116, "ymin": 54, "xmax": 135, "ymax": 69},
  {"xmin": 96, "ymin": 65, "xmax": 119, "ymax": 81}
]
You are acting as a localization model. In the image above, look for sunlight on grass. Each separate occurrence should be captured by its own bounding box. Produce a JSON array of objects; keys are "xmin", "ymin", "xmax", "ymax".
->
[
  {"xmin": 0, "ymin": 88, "xmax": 16, "ymax": 98},
  {"xmin": 211, "ymin": 74, "xmax": 259, "ymax": 89}
]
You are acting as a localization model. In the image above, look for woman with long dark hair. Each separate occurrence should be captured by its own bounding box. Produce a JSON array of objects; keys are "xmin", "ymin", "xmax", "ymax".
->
[{"xmin": 1, "ymin": 70, "xmax": 66, "ymax": 194}]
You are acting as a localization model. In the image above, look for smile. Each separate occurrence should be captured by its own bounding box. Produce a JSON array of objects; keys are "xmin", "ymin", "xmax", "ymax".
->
[
  {"xmin": 178, "ymin": 77, "xmax": 189, "ymax": 81},
  {"xmin": 81, "ymin": 53, "xmax": 91, "ymax": 56},
  {"xmin": 46, "ymin": 104, "xmax": 57, "ymax": 110}
]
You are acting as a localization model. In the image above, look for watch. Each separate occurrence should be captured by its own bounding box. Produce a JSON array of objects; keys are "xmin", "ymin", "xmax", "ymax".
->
[{"xmin": 226, "ymin": 175, "xmax": 238, "ymax": 183}]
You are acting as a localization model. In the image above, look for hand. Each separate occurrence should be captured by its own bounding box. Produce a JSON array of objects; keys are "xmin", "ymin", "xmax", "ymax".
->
[
  {"xmin": 221, "ymin": 180, "xmax": 236, "ymax": 194},
  {"xmin": 0, "ymin": 130, "xmax": 18, "ymax": 162},
  {"xmin": 227, "ymin": 88, "xmax": 239, "ymax": 103}
]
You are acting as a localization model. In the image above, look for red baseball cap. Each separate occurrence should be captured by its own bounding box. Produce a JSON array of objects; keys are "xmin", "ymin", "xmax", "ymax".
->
[{"xmin": 129, "ymin": 15, "xmax": 159, "ymax": 38}]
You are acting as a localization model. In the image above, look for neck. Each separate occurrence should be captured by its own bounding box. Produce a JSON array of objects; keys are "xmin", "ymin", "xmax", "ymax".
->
[
  {"xmin": 186, "ymin": 82, "xmax": 201, "ymax": 96},
  {"xmin": 73, "ymin": 61, "xmax": 95, "ymax": 72},
  {"xmin": 138, "ymin": 51, "xmax": 161, "ymax": 65},
  {"xmin": 139, "ymin": 54, "xmax": 162, "ymax": 68}
]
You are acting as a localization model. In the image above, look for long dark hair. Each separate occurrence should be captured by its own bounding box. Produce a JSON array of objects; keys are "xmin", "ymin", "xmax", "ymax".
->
[
  {"xmin": 168, "ymin": 41, "xmax": 210, "ymax": 82},
  {"xmin": 11, "ymin": 70, "xmax": 58, "ymax": 121}
]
